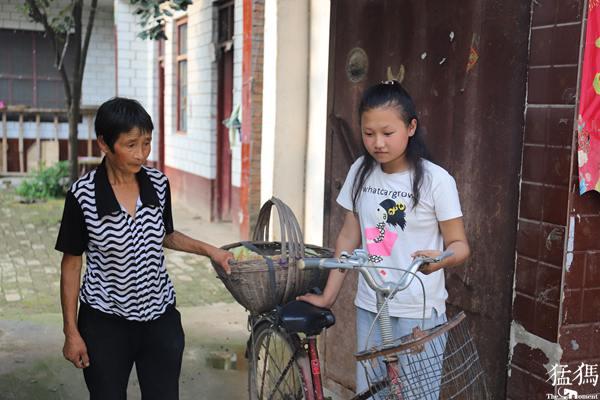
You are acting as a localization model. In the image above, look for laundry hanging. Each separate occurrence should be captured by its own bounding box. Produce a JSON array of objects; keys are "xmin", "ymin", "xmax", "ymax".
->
[{"xmin": 577, "ymin": 0, "xmax": 600, "ymax": 194}]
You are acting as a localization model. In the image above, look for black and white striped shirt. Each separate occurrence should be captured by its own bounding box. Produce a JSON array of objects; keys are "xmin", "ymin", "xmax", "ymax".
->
[{"xmin": 56, "ymin": 159, "xmax": 176, "ymax": 321}]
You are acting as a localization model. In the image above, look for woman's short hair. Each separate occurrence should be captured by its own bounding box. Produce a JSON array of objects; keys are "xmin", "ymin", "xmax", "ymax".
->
[{"xmin": 94, "ymin": 97, "xmax": 154, "ymax": 151}]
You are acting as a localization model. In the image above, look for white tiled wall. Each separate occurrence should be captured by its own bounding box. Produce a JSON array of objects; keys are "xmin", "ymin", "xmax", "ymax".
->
[
  {"xmin": 161, "ymin": 2, "xmax": 214, "ymax": 177},
  {"xmin": 113, "ymin": 0, "xmax": 158, "ymax": 160},
  {"xmin": 161, "ymin": 0, "xmax": 243, "ymax": 181},
  {"xmin": 82, "ymin": 5, "xmax": 116, "ymax": 106}
]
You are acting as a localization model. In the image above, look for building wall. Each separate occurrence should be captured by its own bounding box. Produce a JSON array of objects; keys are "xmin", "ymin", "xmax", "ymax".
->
[
  {"xmin": 82, "ymin": 4, "xmax": 116, "ymax": 107},
  {"xmin": 507, "ymin": 0, "xmax": 595, "ymax": 398},
  {"xmin": 155, "ymin": 0, "xmax": 245, "ymax": 219},
  {"xmin": 258, "ymin": 0, "xmax": 330, "ymax": 242},
  {"xmin": 559, "ymin": 2, "xmax": 600, "ymax": 393},
  {"xmin": 232, "ymin": 0, "xmax": 243, "ymax": 189},
  {"xmin": 246, "ymin": 0, "xmax": 265, "ymax": 234},
  {"xmin": 304, "ymin": 0, "xmax": 330, "ymax": 246},
  {"xmin": 261, "ymin": 0, "xmax": 310, "ymax": 230},
  {"xmin": 113, "ymin": 0, "xmax": 159, "ymax": 161},
  {"xmin": 0, "ymin": 0, "xmax": 115, "ymax": 141},
  {"xmin": 162, "ymin": 2, "xmax": 215, "ymax": 180}
]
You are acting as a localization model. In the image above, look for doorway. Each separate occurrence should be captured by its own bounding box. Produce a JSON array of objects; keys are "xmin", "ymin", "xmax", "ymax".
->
[{"xmin": 215, "ymin": 0, "xmax": 234, "ymax": 221}]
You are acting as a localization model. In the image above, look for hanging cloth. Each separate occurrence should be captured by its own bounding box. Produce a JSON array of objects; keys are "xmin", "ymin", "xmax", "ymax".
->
[
  {"xmin": 222, "ymin": 103, "xmax": 242, "ymax": 149},
  {"xmin": 577, "ymin": 0, "xmax": 600, "ymax": 194}
]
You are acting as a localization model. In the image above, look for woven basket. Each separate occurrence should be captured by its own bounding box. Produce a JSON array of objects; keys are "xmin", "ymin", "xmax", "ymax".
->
[{"xmin": 211, "ymin": 198, "xmax": 332, "ymax": 314}]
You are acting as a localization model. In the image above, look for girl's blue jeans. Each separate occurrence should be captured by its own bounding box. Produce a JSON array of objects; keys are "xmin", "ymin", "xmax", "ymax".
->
[{"xmin": 355, "ymin": 306, "xmax": 447, "ymax": 399}]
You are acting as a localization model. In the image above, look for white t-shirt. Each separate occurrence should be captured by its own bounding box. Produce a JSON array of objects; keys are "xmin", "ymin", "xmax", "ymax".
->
[{"xmin": 337, "ymin": 157, "xmax": 463, "ymax": 318}]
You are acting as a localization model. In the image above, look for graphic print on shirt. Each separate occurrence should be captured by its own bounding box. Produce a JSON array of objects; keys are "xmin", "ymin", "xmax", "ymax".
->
[{"xmin": 365, "ymin": 199, "xmax": 407, "ymax": 274}]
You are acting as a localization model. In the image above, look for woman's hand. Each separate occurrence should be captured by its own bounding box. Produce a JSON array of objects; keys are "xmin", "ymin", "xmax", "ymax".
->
[
  {"xmin": 63, "ymin": 332, "xmax": 90, "ymax": 369},
  {"xmin": 411, "ymin": 249, "xmax": 443, "ymax": 274},
  {"xmin": 296, "ymin": 292, "xmax": 334, "ymax": 309},
  {"xmin": 209, "ymin": 247, "xmax": 234, "ymax": 275},
  {"xmin": 163, "ymin": 231, "xmax": 234, "ymax": 274}
]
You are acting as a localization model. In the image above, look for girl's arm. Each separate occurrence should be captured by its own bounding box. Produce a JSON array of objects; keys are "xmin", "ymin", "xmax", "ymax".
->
[
  {"xmin": 297, "ymin": 211, "xmax": 362, "ymax": 308},
  {"xmin": 413, "ymin": 217, "xmax": 470, "ymax": 274},
  {"xmin": 60, "ymin": 253, "xmax": 90, "ymax": 368},
  {"xmin": 164, "ymin": 230, "xmax": 233, "ymax": 274}
]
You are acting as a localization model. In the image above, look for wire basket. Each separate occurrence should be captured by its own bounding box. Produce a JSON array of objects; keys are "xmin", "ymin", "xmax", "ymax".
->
[
  {"xmin": 355, "ymin": 312, "xmax": 489, "ymax": 400},
  {"xmin": 211, "ymin": 197, "xmax": 332, "ymax": 314}
]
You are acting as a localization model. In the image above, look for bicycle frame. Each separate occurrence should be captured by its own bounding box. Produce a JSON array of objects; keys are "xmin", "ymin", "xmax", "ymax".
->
[
  {"xmin": 248, "ymin": 311, "xmax": 325, "ymax": 400},
  {"xmin": 298, "ymin": 249, "xmax": 454, "ymax": 400},
  {"xmin": 248, "ymin": 250, "xmax": 454, "ymax": 400},
  {"xmin": 248, "ymin": 303, "xmax": 405, "ymax": 400},
  {"xmin": 307, "ymin": 336, "xmax": 325, "ymax": 400}
]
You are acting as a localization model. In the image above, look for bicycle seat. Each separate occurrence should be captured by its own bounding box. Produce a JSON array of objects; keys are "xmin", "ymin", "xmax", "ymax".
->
[{"xmin": 279, "ymin": 300, "xmax": 335, "ymax": 336}]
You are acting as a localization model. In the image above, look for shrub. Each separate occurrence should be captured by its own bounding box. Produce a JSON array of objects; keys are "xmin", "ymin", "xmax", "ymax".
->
[{"xmin": 16, "ymin": 161, "xmax": 70, "ymax": 202}]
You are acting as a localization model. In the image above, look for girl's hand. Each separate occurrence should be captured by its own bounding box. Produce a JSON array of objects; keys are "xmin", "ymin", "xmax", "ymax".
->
[
  {"xmin": 63, "ymin": 332, "xmax": 90, "ymax": 369},
  {"xmin": 411, "ymin": 249, "xmax": 443, "ymax": 274},
  {"xmin": 296, "ymin": 293, "xmax": 334, "ymax": 309},
  {"xmin": 209, "ymin": 248, "xmax": 234, "ymax": 275}
]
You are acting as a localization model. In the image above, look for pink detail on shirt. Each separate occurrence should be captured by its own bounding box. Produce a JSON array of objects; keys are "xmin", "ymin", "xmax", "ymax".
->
[{"xmin": 365, "ymin": 227, "xmax": 397, "ymax": 257}]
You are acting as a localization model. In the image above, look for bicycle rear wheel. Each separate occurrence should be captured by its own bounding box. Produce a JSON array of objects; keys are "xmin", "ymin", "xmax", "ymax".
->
[{"xmin": 248, "ymin": 322, "xmax": 310, "ymax": 400}]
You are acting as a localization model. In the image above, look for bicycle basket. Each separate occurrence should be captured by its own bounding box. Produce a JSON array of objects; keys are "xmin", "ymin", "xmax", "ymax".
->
[
  {"xmin": 211, "ymin": 197, "xmax": 332, "ymax": 314},
  {"xmin": 356, "ymin": 312, "xmax": 489, "ymax": 400}
]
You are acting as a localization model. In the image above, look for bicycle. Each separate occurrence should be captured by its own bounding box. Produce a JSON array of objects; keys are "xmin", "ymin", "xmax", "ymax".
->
[{"xmin": 246, "ymin": 249, "xmax": 488, "ymax": 400}]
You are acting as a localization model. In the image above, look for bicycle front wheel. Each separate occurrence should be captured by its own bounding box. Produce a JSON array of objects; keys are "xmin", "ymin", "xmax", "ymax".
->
[{"xmin": 248, "ymin": 322, "xmax": 310, "ymax": 400}]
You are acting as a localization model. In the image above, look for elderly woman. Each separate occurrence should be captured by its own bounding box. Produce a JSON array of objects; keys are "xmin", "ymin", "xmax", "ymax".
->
[{"xmin": 55, "ymin": 97, "xmax": 232, "ymax": 400}]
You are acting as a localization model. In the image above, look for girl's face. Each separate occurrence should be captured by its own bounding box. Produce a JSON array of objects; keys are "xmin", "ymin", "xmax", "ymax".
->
[{"xmin": 361, "ymin": 106, "xmax": 417, "ymax": 173}]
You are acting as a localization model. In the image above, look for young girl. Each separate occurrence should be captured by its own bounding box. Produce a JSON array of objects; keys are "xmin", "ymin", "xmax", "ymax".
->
[{"xmin": 298, "ymin": 81, "xmax": 470, "ymax": 395}]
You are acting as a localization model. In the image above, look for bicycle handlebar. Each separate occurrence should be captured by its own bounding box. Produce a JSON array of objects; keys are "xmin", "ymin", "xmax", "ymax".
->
[{"xmin": 299, "ymin": 249, "xmax": 454, "ymax": 296}]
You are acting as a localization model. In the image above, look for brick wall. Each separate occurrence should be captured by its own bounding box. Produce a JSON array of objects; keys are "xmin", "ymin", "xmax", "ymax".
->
[
  {"xmin": 507, "ymin": 0, "xmax": 595, "ymax": 398},
  {"xmin": 247, "ymin": 0, "xmax": 264, "ymax": 233},
  {"xmin": 559, "ymin": 0, "xmax": 600, "ymax": 384}
]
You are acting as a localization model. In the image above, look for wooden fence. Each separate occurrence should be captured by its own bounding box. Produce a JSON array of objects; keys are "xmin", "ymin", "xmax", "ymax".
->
[{"xmin": 0, "ymin": 106, "xmax": 98, "ymax": 175}]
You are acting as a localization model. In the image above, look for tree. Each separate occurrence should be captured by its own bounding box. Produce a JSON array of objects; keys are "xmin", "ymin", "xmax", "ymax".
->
[{"xmin": 23, "ymin": 0, "xmax": 192, "ymax": 182}]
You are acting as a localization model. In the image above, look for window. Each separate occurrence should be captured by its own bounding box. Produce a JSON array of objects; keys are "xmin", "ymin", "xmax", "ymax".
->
[
  {"xmin": 176, "ymin": 19, "xmax": 188, "ymax": 132},
  {"xmin": 0, "ymin": 29, "xmax": 74, "ymax": 109},
  {"xmin": 217, "ymin": 1, "xmax": 234, "ymax": 44}
]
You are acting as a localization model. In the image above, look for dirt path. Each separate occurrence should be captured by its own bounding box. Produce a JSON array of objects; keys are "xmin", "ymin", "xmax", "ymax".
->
[{"xmin": 0, "ymin": 186, "xmax": 250, "ymax": 399}]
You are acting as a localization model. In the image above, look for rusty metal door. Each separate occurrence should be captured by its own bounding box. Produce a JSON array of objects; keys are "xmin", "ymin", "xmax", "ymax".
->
[{"xmin": 322, "ymin": 1, "xmax": 531, "ymax": 398}]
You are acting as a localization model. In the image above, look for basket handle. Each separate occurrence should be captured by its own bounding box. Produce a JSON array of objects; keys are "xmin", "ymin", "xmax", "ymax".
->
[
  {"xmin": 252, "ymin": 197, "xmax": 305, "ymax": 260},
  {"xmin": 252, "ymin": 197, "xmax": 306, "ymax": 304}
]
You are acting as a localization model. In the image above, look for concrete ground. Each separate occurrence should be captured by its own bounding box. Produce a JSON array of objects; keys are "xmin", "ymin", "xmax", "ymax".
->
[{"xmin": 0, "ymin": 184, "xmax": 249, "ymax": 399}]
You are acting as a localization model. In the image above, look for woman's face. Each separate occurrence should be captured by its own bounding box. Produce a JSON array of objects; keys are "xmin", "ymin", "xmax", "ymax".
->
[
  {"xmin": 361, "ymin": 106, "xmax": 416, "ymax": 174},
  {"xmin": 100, "ymin": 127, "xmax": 152, "ymax": 175}
]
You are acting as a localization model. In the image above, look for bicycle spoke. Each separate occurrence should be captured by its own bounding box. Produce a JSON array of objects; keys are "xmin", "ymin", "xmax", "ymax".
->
[
  {"xmin": 258, "ymin": 331, "xmax": 272, "ymax": 399},
  {"xmin": 267, "ymin": 347, "xmax": 299, "ymax": 400},
  {"xmin": 263, "ymin": 343, "xmax": 298, "ymax": 397},
  {"xmin": 252, "ymin": 327, "xmax": 303, "ymax": 400},
  {"xmin": 271, "ymin": 332, "xmax": 301, "ymax": 396}
]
